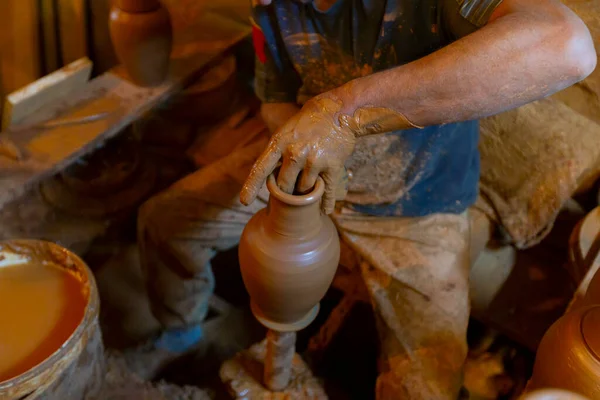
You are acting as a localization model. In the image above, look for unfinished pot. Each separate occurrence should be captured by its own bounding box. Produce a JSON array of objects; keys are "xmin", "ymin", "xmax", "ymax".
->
[
  {"xmin": 239, "ymin": 175, "xmax": 340, "ymax": 332},
  {"xmin": 528, "ymin": 306, "xmax": 600, "ymax": 398},
  {"xmin": 109, "ymin": 0, "xmax": 172, "ymax": 87}
]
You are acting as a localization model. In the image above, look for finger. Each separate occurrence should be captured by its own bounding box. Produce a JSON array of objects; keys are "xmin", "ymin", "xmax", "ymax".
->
[
  {"xmin": 320, "ymin": 169, "xmax": 339, "ymax": 215},
  {"xmin": 277, "ymin": 147, "xmax": 307, "ymax": 194},
  {"xmin": 297, "ymin": 157, "xmax": 321, "ymax": 194},
  {"xmin": 240, "ymin": 142, "xmax": 282, "ymax": 205}
]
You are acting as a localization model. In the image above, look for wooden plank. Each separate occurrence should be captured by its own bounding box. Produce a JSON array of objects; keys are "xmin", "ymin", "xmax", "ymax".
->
[
  {"xmin": 2, "ymin": 58, "xmax": 93, "ymax": 130},
  {"xmin": 40, "ymin": 0, "xmax": 61, "ymax": 74},
  {"xmin": 0, "ymin": 0, "xmax": 251, "ymax": 209}
]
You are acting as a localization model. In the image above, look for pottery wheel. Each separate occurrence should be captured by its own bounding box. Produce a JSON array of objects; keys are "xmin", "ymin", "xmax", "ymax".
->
[
  {"xmin": 219, "ymin": 340, "xmax": 327, "ymax": 399},
  {"xmin": 39, "ymin": 158, "xmax": 156, "ymax": 219}
]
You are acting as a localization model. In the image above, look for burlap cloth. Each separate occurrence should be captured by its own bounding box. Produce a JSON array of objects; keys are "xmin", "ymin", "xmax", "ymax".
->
[{"xmin": 477, "ymin": 97, "xmax": 600, "ymax": 249}]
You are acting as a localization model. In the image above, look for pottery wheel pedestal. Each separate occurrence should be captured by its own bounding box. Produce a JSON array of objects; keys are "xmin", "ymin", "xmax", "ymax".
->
[{"xmin": 219, "ymin": 340, "xmax": 327, "ymax": 399}]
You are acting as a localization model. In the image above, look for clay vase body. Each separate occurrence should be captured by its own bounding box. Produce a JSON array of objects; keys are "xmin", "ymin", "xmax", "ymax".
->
[
  {"xmin": 528, "ymin": 306, "xmax": 600, "ymax": 398},
  {"xmin": 239, "ymin": 175, "xmax": 340, "ymax": 332},
  {"xmin": 109, "ymin": 0, "xmax": 172, "ymax": 87}
]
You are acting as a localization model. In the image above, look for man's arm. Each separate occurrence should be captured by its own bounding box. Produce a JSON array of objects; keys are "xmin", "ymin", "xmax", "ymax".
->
[
  {"xmin": 241, "ymin": 0, "xmax": 596, "ymax": 213},
  {"xmin": 333, "ymin": 0, "xmax": 596, "ymax": 129}
]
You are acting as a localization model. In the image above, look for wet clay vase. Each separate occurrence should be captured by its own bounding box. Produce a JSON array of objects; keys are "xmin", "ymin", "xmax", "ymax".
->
[
  {"xmin": 239, "ymin": 175, "xmax": 340, "ymax": 332},
  {"xmin": 528, "ymin": 305, "xmax": 600, "ymax": 398},
  {"xmin": 109, "ymin": 0, "xmax": 172, "ymax": 87}
]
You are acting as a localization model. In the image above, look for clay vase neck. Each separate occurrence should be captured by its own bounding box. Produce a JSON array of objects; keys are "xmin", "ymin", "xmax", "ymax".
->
[
  {"xmin": 265, "ymin": 176, "xmax": 322, "ymax": 238},
  {"xmin": 239, "ymin": 175, "xmax": 340, "ymax": 332}
]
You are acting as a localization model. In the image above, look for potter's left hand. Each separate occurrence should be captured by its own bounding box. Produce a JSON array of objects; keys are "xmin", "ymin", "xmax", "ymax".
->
[{"xmin": 240, "ymin": 96, "xmax": 355, "ymax": 214}]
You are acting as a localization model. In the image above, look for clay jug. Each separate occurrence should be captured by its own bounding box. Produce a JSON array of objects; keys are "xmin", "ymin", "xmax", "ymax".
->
[
  {"xmin": 239, "ymin": 175, "xmax": 340, "ymax": 331},
  {"xmin": 528, "ymin": 305, "xmax": 600, "ymax": 398},
  {"xmin": 109, "ymin": 0, "xmax": 172, "ymax": 87}
]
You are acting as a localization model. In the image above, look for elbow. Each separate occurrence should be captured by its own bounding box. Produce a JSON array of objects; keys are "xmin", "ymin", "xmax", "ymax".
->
[{"xmin": 558, "ymin": 15, "xmax": 597, "ymax": 82}]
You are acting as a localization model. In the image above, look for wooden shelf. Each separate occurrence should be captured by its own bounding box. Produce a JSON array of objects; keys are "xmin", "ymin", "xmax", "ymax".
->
[{"xmin": 0, "ymin": 0, "xmax": 251, "ymax": 209}]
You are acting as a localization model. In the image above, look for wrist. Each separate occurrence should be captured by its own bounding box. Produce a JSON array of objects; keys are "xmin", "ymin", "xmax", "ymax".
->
[
  {"xmin": 332, "ymin": 77, "xmax": 421, "ymax": 136},
  {"xmin": 328, "ymin": 80, "xmax": 359, "ymax": 115}
]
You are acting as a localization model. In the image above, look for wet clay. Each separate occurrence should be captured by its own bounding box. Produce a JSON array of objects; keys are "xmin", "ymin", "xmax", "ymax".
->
[
  {"xmin": 529, "ymin": 306, "xmax": 600, "ymax": 397},
  {"xmin": 241, "ymin": 97, "xmax": 417, "ymax": 213},
  {"xmin": 264, "ymin": 330, "xmax": 296, "ymax": 391},
  {"xmin": 0, "ymin": 249, "xmax": 88, "ymax": 382},
  {"xmin": 219, "ymin": 339, "xmax": 327, "ymax": 399},
  {"xmin": 339, "ymin": 105, "xmax": 421, "ymax": 136},
  {"xmin": 239, "ymin": 175, "xmax": 340, "ymax": 331},
  {"xmin": 109, "ymin": 0, "xmax": 172, "ymax": 87}
]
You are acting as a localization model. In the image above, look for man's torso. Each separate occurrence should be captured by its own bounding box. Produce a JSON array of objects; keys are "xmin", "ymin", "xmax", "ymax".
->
[{"xmin": 254, "ymin": 0, "xmax": 487, "ymax": 216}]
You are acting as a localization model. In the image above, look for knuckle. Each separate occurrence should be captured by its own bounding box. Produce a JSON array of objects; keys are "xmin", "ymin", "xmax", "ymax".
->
[
  {"xmin": 305, "ymin": 156, "xmax": 318, "ymax": 170},
  {"xmin": 322, "ymin": 173, "xmax": 335, "ymax": 185},
  {"xmin": 285, "ymin": 147, "xmax": 306, "ymax": 165}
]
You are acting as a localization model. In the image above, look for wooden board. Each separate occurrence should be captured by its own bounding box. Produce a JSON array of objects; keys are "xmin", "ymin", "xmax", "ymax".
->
[
  {"xmin": 2, "ymin": 58, "xmax": 93, "ymax": 130},
  {"xmin": 0, "ymin": 0, "xmax": 251, "ymax": 209},
  {"xmin": 57, "ymin": 0, "xmax": 89, "ymax": 64}
]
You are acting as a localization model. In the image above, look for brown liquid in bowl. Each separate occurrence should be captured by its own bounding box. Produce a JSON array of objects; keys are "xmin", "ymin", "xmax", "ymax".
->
[{"xmin": 0, "ymin": 262, "xmax": 87, "ymax": 382}]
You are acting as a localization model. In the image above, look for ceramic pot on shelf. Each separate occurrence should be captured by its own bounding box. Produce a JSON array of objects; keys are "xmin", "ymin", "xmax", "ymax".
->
[
  {"xmin": 528, "ymin": 305, "xmax": 600, "ymax": 398},
  {"xmin": 109, "ymin": 0, "xmax": 172, "ymax": 87},
  {"xmin": 239, "ymin": 175, "xmax": 340, "ymax": 332}
]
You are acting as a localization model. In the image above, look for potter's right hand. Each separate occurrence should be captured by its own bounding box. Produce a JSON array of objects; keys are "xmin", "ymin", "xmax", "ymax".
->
[{"xmin": 240, "ymin": 96, "xmax": 356, "ymax": 215}]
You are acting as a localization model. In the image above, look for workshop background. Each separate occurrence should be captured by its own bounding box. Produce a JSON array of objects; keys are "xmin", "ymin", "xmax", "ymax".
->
[{"xmin": 0, "ymin": 0, "xmax": 599, "ymax": 399}]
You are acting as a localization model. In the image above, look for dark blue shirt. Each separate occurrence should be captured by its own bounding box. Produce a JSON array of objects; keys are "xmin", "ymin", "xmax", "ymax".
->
[{"xmin": 252, "ymin": 0, "xmax": 501, "ymax": 216}]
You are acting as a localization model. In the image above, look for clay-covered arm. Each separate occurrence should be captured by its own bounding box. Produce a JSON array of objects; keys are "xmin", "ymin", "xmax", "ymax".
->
[
  {"xmin": 241, "ymin": 0, "xmax": 596, "ymax": 214},
  {"xmin": 331, "ymin": 0, "xmax": 596, "ymax": 132}
]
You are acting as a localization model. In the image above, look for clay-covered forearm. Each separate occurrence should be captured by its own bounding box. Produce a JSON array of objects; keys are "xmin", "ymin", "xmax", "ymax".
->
[
  {"xmin": 260, "ymin": 103, "xmax": 301, "ymax": 134},
  {"xmin": 332, "ymin": 0, "xmax": 596, "ymax": 133}
]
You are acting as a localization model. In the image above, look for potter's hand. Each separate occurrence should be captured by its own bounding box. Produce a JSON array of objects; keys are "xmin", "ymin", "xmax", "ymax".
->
[{"xmin": 241, "ymin": 96, "xmax": 356, "ymax": 214}]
